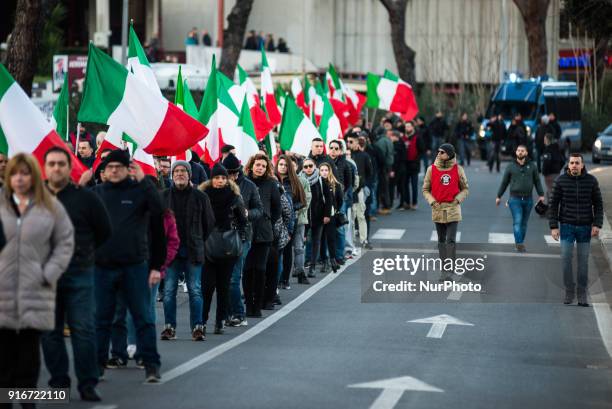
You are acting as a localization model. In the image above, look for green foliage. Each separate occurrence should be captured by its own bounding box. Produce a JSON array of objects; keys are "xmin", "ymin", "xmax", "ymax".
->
[{"xmin": 37, "ymin": 2, "xmax": 66, "ymax": 77}]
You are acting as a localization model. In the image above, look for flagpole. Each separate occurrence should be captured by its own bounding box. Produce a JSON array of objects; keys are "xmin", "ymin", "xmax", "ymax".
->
[
  {"xmin": 65, "ymin": 104, "xmax": 70, "ymax": 141},
  {"xmin": 74, "ymin": 122, "xmax": 81, "ymax": 155}
]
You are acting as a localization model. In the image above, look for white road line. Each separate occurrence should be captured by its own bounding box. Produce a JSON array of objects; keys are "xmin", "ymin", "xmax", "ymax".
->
[
  {"xmin": 430, "ymin": 231, "xmax": 461, "ymax": 242},
  {"xmin": 376, "ymin": 247, "xmax": 558, "ymax": 259},
  {"xmin": 372, "ymin": 228, "xmax": 406, "ymax": 240},
  {"xmin": 488, "ymin": 233, "xmax": 515, "ymax": 244},
  {"xmin": 155, "ymin": 253, "xmax": 363, "ymax": 384},
  {"xmin": 90, "ymin": 405, "xmax": 118, "ymax": 409},
  {"xmin": 590, "ymin": 274, "xmax": 612, "ymax": 359}
]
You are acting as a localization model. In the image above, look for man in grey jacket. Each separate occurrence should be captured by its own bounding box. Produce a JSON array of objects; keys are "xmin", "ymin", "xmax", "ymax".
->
[{"xmin": 374, "ymin": 129, "xmax": 395, "ymax": 214}]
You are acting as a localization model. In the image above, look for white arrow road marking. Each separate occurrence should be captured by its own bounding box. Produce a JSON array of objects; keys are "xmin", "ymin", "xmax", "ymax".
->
[
  {"xmin": 408, "ymin": 314, "xmax": 474, "ymax": 338},
  {"xmin": 349, "ymin": 376, "xmax": 443, "ymax": 409}
]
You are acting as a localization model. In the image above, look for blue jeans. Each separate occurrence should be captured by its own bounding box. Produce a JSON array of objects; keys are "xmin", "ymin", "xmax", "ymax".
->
[
  {"xmin": 458, "ymin": 139, "xmax": 471, "ymax": 166},
  {"xmin": 41, "ymin": 267, "xmax": 98, "ymax": 389},
  {"xmin": 560, "ymin": 223, "xmax": 591, "ymax": 291},
  {"xmin": 230, "ymin": 240, "xmax": 251, "ymax": 319},
  {"xmin": 163, "ymin": 259, "xmax": 203, "ymax": 329},
  {"xmin": 369, "ymin": 177, "xmax": 379, "ymax": 217},
  {"xmin": 95, "ymin": 262, "xmax": 160, "ymax": 367},
  {"xmin": 113, "ymin": 282, "xmax": 159, "ymax": 360},
  {"xmin": 335, "ymin": 198, "xmax": 349, "ymax": 260},
  {"xmin": 508, "ymin": 196, "xmax": 533, "ymax": 244}
]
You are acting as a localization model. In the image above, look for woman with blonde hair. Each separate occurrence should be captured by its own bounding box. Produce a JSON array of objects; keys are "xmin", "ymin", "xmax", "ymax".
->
[
  {"xmin": 318, "ymin": 162, "xmax": 344, "ymax": 273},
  {"xmin": 0, "ymin": 153, "xmax": 74, "ymax": 391}
]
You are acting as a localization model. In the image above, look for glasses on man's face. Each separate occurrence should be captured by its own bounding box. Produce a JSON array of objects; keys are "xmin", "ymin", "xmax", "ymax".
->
[
  {"xmin": 303, "ymin": 164, "xmax": 314, "ymax": 169},
  {"xmin": 437, "ymin": 151, "xmax": 445, "ymax": 155},
  {"xmin": 329, "ymin": 146, "xmax": 340, "ymax": 151}
]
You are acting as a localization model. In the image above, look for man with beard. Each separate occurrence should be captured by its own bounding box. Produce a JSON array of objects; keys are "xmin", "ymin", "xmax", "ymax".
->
[{"xmin": 496, "ymin": 145, "xmax": 545, "ymax": 253}]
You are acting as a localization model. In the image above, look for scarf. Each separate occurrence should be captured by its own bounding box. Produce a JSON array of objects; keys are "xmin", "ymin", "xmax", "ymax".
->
[{"xmin": 301, "ymin": 168, "xmax": 320, "ymax": 186}]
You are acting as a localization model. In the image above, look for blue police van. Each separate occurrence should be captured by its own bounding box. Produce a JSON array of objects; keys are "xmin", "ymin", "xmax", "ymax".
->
[{"xmin": 479, "ymin": 74, "xmax": 582, "ymax": 154}]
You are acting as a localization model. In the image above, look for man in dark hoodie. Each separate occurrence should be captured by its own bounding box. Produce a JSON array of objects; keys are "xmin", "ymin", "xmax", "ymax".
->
[
  {"xmin": 496, "ymin": 145, "xmax": 544, "ymax": 252},
  {"xmin": 549, "ymin": 153, "xmax": 603, "ymax": 306},
  {"xmin": 222, "ymin": 153, "xmax": 263, "ymax": 327},
  {"xmin": 91, "ymin": 149, "xmax": 166, "ymax": 383}
]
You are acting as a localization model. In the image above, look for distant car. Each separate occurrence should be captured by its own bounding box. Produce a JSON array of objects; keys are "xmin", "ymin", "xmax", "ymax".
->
[
  {"xmin": 592, "ymin": 124, "xmax": 612, "ymax": 164},
  {"xmin": 149, "ymin": 63, "xmax": 208, "ymax": 91}
]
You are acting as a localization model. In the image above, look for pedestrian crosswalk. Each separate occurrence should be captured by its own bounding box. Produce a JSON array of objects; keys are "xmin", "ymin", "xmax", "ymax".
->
[{"xmin": 371, "ymin": 228, "xmax": 560, "ymax": 245}]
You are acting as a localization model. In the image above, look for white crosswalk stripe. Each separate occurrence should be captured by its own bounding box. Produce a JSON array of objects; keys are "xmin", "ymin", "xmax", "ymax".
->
[
  {"xmin": 488, "ymin": 233, "xmax": 515, "ymax": 244},
  {"xmin": 372, "ymin": 228, "xmax": 406, "ymax": 240},
  {"xmin": 544, "ymin": 235, "xmax": 560, "ymax": 245},
  {"xmin": 430, "ymin": 230, "xmax": 462, "ymax": 242}
]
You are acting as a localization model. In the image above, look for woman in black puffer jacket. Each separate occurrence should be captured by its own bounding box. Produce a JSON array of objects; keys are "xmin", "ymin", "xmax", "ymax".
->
[
  {"xmin": 243, "ymin": 153, "xmax": 281, "ymax": 317},
  {"xmin": 199, "ymin": 163, "xmax": 247, "ymax": 335}
]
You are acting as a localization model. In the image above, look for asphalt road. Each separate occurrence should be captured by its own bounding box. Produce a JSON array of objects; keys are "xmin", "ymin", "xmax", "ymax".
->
[{"xmin": 44, "ymin": 156, "xmax": 612, "ymax": 409}]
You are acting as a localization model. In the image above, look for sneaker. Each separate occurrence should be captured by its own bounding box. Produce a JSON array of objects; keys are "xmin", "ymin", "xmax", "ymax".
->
[
  {"xmin": 362, "ymin": 242, "xmax": 373, "ymax": 250},
  {"xmin": 127, "ymin": 344, "xmax": 137, "ymax": 359},
  {"xmin": 228, "ymin": 316, "xmax": 248, "ymax": 327},
  {"xmin": 281, "ymin": 282, "xmax": 291, "ymax": 290},
  {"xmin": 577, "ymin": 290, "xmax": 589, "ymax": 307},
  {"xmin": 135, "ymin": 358, "xmax": 145, "ymax": 369},
  {"xmin": 214, "ymin": 323, "xmax": 224, "ymax": 334},
  {"xmin": 144, "ymin": 365, "xmax": 161, "ymax": 383},
  {"xmin": 105, "ymin": 356, "xmax": 127, "ymax": 369},
  {"xmin": 160, "ymin": 324, "xmax": 176, "ymax": 340},
  {"xmin": 79, "ymin": 385, "xmax": 101, "ymax": 402},
  {"xmin": 563, "ymin": 289, "xmax": 575, "ymax": 305},
  {"xmin": 192, "ymin": 324, "xmax": 206, "ymax": 341},
  {"xmin": 273, "ymin": 294, "xmax": 282, "ymax": 305},
  {"xmin": 298, "ymin": 273, "xmax": 311, "ymax": 285},
  {"xmin": 515, "ymin": 244, "xmax": 526, "ymax": 253}
]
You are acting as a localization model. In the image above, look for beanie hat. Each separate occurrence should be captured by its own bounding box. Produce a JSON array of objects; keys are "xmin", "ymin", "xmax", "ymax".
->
[
  {"xmin": 105, "ymin": 149, "xmax": 130, "ymax": 167},
  {"xmin": 438, "ymin": 143, "xmax": 456, "ymax": 159},
  {"xmin": 171, "ymin": 160, "xmax": 192, "ymax": 177},
  {"xmin": 222, "ymin": 153, "xmax": 241, "ymax": 173},
  {"xmin": 211, "ymin": 163, "xmax": 229, "ymax": 178}
]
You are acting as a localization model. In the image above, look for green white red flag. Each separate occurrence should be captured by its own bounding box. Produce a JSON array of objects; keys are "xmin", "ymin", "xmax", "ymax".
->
[
  {"xmin": 260, "ymin": 47, "xmax": 281, "ymax": 126},
  {"xmin": 366, "ymin": 69, "xmax": 418, "ymax": 121},
  {"xmin": 237, "ymin": 64, "xmax": 272, "ymax": 141},
  {"xmin": 278, "ymin": 96, "xmax": 321, "ymax": 157},
  {"xmin": 234, "ymin": 98, "xmax": 260, "ymax": 165},
  {"xmin": 51, "ymin": 72, "xmax": 70, "ymax": 141},
  {"xmin": 78, "ymin": 43, "xmax": 208, "ymax": 156},
  {"xmin": 0, "ymin": 63, "xmax": 86, "ymax": 182}
]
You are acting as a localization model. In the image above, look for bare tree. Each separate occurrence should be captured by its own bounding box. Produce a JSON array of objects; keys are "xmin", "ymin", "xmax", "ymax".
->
[
  {"xmin": 512, "ymin": 0, "xmax": 551, "ymax": 77},
  {"xmin": 219, "ymin": 0, "xmax": 254, "ymax": 79},
  {"xmin": 379, "ymin": 0, "xmax": 416, "ymax": 85},
  {"xmin": 6, "ymin": 0, "xmax": 60, "ymax": 96}
]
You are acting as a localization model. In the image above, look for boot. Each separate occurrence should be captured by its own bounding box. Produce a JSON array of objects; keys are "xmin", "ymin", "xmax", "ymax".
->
[
  {"xmin": 331, "ymin": 259, "xmax": 339, "ymax": 273},
  {"xmin": 298, "ymin": 272, "xmax": 311, "ymax": 284},
  {"xmin": 307, "ymin": 265, "xmax": 316, "ymax": 278},
  {"xmin": 563, "ymin": 288, "xmax": 575, "ymax": 305},
  {"xmin": 577, "ymin": 288, "xmax": 589, "ymax": 307},
  {"xmin": 321, "ymin": 260, "xmax": 330, "ymax": 274}
]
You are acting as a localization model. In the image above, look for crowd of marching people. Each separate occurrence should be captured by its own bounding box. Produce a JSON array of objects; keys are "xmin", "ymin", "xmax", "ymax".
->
[{"xmin": 0, "ymin": 105, "xmax": 603, "ymax": 405}]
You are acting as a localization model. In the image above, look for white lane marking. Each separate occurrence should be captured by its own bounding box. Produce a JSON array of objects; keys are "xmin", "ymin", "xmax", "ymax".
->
[
  {"xmin": 90, "ymin": 406, "xmax": 118, "ymax": 409},
  {"xmin": 544, "ymin": 235, "xmax": 560, "ymax": 245},
  {"xmin": 430, "ymin": 231, "xmax": 461, "ymax": 242},
  {"xmin": 408, "ymin": 314, "xmax": 474, "ymax": 339},
  {"xmin": 349, "ymin": 376, "xmax": 444, "ymax": 409},
  {"xmin": 376, "ymin": 247, "xmax": 558, "ymax": 259},
  {"xmin": 156, "ymin": 252, "xmax": 363, "ymax": 383},
  {"xmin": 372, "ymin": 229, "xmax": 406, "ymax": 240},
  {"xmin": 488, "ymin": 233, "xmax": 515, "ymax": 244},
  {"xmin": 589, "ymin": 275, "xmax": 612, "ymax": 359}
]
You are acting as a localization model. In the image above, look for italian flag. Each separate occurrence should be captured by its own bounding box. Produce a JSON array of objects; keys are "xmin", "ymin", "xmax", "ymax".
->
[
  {"xmin": 291, "ymin": 77, "xmax": 308, "ymax": 115},
  {"xmin": 278, "ymin": 96, "xmax": 321, "ymax": 157},
  {"xmin": 311, "ymin": 80, "xmax": 325, "ymax": 125},
  {"xmin": 264, "ymin": 132, "xmax": 278, "ymax": 163},
  {"xmin": 234, "ymin": 98, "xmax": 260, "ymax": 165},
  {"xmin": 174, "ymin": 66, "xmax": 199, "ymax": 118},
  {"xmin": 195, "ymin": 55, "xmax": 239, "ymax": 166},
  {"xmin": 275, "ymin": 84, "xmax": 286, "ymax": 112},
  {"xmin": 319, "ymin": 93, "xmax": 342, "ymax": 146},
  {"xmin": 0, "ymin": 64, "xmax": 86, "ymax": 182},
  {"xmin": 127, "ymin": 23, "xmax": 161, "ymax": 97},
  {"xmin": 237, "ymin": 64, "xmax": 272, "ymax": 141},
  {"xmin": 260, "ymin": 46, "xmax": 281, "ymax": 126},
  {"xmin": 327, "ymin": 64, "xmax": 365, "ymax": 125},
  {"xmin": 366, "ymin": 70, "xmax": 418, "ymax": 121},
  {"xmin": 51, "ymin": 72, "xmax": 70, "ymax": 141},
  {"xmin": 78, "ymin": 43, "xmax": 208, "ymax": 156}
]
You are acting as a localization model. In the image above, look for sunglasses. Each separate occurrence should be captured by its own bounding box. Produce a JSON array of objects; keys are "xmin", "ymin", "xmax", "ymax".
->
[
  {"xmin": 303, "ymin": 164, "xmax": 314, "ymax": 169},
  {"xmin": 437, "ymin": 150, "xmax": 446, "ymax": 154},
  {"xmin": 329, "ymin": 146, "xmax": 340, "ymax": 150}
]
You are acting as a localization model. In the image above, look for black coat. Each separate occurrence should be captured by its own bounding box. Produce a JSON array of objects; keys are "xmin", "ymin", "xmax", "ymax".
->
[
  {"xmin": 351, "ymin": 150, "xmax": 374, "ymax": 190},
  {"xmin": 55, "ymin": 183, "xmax": 112, "ymax": 270},
  {"xmin": 487, "ymin": 120, "xmax": 506, "ymax": 143},
  {"xmin": 236, "ymin": 172, "xmax": 263, "ymax": 242},
  {"xmin": 307, "ymin": 176, "xmax": 333, "ymax": 226},
  {"xmin": 418, "ymin": 125, "xmax": 431, "ymax": 151},
  {"xmin": 249, "ymin": 176, "xmax": 281, "ymax": 243},
  {"xmin": 535, "ymin": 123, "xmax": 554, "ymax": 150},
  {"xmin": 162, "ymin": 185, "xmax": 215, "ymax": 264},
  {"xmin": 392, "ymin": 140, "xmax": 407, "ymax": 172},
  {"xmin": 429, "ymin": 117, "xmax": 449, "ymax": 139},
  {"xmin": 454, "ymin": 120, "xmax": 474, "ymax": 141},
  {"xmin": 93, "ymin": 178, "xmax": 166, "ymax": 270},
  {"xmin": 541, "ymin": 143, "xmax": 566, "ymax": 176},
  {"xmin": 549, "ymin": 167, "xmax": 603, "ymax": 229},
  {"xmin": 333, "ymin": 155, "xmax": 354, "ymax": 194}
]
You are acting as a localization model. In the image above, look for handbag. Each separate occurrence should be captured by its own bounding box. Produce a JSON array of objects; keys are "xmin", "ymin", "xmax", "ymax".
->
[
  {"xmin": 335, "ymin": 211, "xmax": 348, "ymax": 227},
  {"xmin": 205, "ymin": 226, "xmax": 242, "ymax": 260}
]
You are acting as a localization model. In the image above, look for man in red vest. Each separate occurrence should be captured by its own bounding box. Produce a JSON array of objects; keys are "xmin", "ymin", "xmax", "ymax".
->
[{"xmin": 422, "ymin": 144, "xmax": 469, "ymax": 282}]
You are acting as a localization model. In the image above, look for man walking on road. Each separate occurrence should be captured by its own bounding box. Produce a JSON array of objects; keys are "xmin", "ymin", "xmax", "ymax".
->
[
  {"xmin": 423, "ymin": 144, "xmax": 469, "ymax": 282},
  {"xmin": 549, "ymin": 153, "xmax": 603, "ymax": 307},
  {"xmin": 42, "ymin": 147, "xmax": 112, "ymax": 402},
  {"xmin": 496, "ymin": 145, "xmax": 545, "ymax": 252}
]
